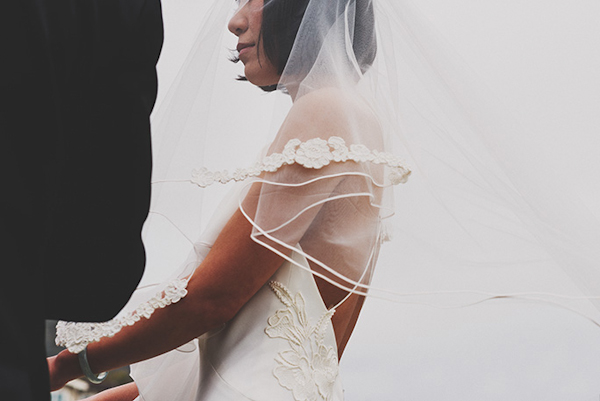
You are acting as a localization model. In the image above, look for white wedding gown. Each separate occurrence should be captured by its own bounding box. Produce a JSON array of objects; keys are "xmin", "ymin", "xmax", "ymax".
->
[{"xmin": 130, "ymin": 184, "xmax": 345, "ymax": 401}]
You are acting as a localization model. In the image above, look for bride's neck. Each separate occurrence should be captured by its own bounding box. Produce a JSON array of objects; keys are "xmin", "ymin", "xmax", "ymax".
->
[{"xmin": 285, "ymin": 84, "xmax": 299, "ymax": 102}]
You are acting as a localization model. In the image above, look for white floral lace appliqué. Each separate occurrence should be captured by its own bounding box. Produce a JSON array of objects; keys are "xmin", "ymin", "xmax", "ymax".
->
[
  {"xmin": 191, "ymin": 136, "xmax": 411, "ymax": 188},
  {"xmin": 55, "ymin": 279, "xmax": 189, "ymax": 353},
  {"xmin": 265, "ymin": 281, "xmax": 339, "ymax": 401}
]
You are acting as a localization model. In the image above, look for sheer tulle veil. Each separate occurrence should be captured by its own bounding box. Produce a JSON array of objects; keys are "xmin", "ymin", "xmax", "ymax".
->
[{"xmin": 56, "ymin": 0, "xmax": 600, "ymax": 397}]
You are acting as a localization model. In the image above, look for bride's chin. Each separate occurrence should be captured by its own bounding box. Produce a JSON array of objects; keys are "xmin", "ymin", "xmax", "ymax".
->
[
  {"xmin": 244, "ymin": 66, "xmax": 280, "ymax": 88},
  {"xmin": 246, "ymin": 74, "xmax": 278, "ymax": 88}
]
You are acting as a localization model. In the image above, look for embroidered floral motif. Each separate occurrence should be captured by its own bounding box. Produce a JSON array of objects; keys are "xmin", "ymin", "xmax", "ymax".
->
[
  {"xmin": 265, "ymin": 281, "xmax": 339, "ymax": 401},
  {"xmin": 294, "ymin": 138, "xmax": 333, "ymax": 169},
  {"xmin": 55, "ymin": 279, "xmax": 189, "ymax": 354},
  {"xmin": 191, "ymin": 137, "xmax": 411, "ymax": 188},
  {"xmin": 328, "ymin": 136, "xmax": 350, "ymax": 162}
]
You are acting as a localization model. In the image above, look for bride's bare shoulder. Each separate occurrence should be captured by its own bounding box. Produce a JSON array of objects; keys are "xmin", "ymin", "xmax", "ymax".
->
[
  {"xmin": 282, "ymin": 87, "xmax": 380, "ymax": 142},
  {"xmin": 291, "ymin": 87, "xmax": 370, "ymax": 119}
]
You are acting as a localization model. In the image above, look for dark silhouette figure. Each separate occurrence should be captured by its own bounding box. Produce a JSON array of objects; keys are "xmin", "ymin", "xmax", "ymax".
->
[{"xmin": 0, "ymin": 1, "xmax": 163, "ymax": 399}]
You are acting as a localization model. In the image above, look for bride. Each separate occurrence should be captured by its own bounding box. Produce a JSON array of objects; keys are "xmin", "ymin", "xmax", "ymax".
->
[
  {"xmin": 48, "ymin": 0, "xmax": 410, "ymax": 399},
  {"xmin": 49, "ymin": 0, "xmax": 600, "ymax": 399}
]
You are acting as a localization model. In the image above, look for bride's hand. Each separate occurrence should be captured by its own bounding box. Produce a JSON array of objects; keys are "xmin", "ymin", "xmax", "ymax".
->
[
  {"xmin": 47, "ymin": 352, "xmax": 80, "ymax": 391},
  {"xmin": 47, "ymin": 355, "xmax": 64, "ymax": 391}
]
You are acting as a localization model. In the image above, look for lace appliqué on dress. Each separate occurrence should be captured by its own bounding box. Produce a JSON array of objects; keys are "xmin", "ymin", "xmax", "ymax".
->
[
  {"xmin": 55, "ymin": 279, "xmax": 189, "ymax": 353},
  {"xmin": 191, "ymin": 136, "xmax": 411, "ymax": 188},
  {"xmin": 265, "ymin": 281, "xmax": 339, "ymax": 401}
]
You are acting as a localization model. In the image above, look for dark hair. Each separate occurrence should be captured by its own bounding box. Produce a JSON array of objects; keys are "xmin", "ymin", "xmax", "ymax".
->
[{"xmin": 234, "ymin": 0, "xmax": 377, "ymax": 92}]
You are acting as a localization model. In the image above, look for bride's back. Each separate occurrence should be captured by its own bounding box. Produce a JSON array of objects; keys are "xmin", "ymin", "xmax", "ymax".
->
[{"xmin": 276, "ymin": 86, "xmax": 386, "ymax": 356}]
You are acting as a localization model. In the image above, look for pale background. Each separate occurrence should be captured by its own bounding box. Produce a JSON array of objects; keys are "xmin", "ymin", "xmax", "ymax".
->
[{"xmin": 154, "ymin": 1, "xmax": 600, "ymax": 400}]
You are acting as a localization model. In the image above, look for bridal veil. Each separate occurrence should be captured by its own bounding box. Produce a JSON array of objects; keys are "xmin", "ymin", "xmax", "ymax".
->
[{"xmin": 56, "ymin": 0, "xmax": 600, "ymax": 397}]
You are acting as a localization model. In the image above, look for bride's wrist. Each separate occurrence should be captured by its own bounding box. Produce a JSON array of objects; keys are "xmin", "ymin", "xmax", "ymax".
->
[{"xmin": 56, "ymin": 349, "xmax": 84, "ymax": 383}]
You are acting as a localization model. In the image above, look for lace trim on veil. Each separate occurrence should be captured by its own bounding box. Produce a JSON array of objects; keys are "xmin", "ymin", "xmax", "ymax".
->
[
  {"xmin": 56, "ymin": 137, "xmax": 409, "ymax": 354},
  {"xmin": 56, "ymin": 279, "xmax": 189, "ymax": 353},
  {"xmin": 190, "ymin": 137, "xmax": 411, "ymax": 188}
]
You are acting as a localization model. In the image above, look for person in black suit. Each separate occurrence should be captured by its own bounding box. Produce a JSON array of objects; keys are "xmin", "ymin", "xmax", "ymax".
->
[{"xmin": 0, "ymin": 1, "xmax": 163, "ymax": 399}]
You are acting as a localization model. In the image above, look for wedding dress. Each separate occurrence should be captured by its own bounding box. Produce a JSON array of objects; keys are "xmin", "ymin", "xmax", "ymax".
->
[{"xmin": 129, "ymin": 182, "xmax": 345, "ymax": 401}]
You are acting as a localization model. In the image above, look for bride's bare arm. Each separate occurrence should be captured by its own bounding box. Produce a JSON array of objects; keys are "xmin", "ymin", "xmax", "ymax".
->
[
  {"xmin": 48, "ymin": 92, "xmax": 356, "ymax": 391},
  {"xmin": 83, "ymin": 382, "xmax": 139, "ymax": 401},
  {"xmin": 49, "ymin": 206, "xmax": 288, "ymax": 390}
]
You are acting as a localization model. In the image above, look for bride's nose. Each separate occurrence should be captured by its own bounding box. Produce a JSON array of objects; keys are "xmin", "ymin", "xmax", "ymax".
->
[{"xmin": 228, "ymin": 7, "xmax": 248, "ymax": 36}]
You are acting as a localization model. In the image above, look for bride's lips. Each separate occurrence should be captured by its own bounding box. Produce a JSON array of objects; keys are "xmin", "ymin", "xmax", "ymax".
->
[{"xmin": 237, "ymin": 43, "xmax": 255, "ymax": 58}]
